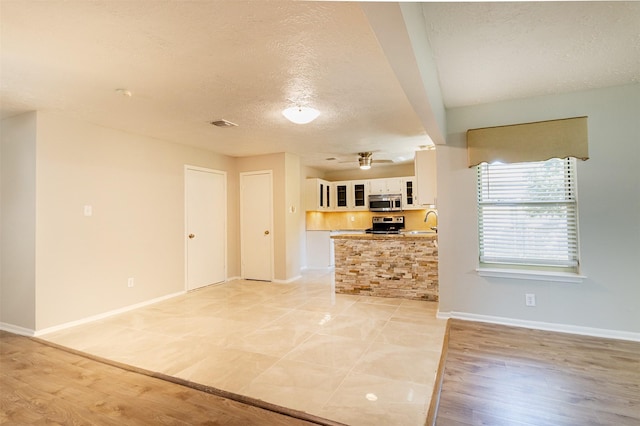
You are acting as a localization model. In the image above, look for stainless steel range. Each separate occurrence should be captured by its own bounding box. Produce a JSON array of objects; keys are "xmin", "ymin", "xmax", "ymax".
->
[{"xmin": 365, "ymin": 216, "xmax": 405, "ymax": 234}]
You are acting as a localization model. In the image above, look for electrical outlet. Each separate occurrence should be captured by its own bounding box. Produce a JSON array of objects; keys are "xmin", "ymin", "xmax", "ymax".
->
[
  {"xmin": 525, "ymin": 293, "xmax": 536, "ymax": 307},
  {"xmin": 127, "ymin": 277, "xmax": 134, "ymax": 288}
]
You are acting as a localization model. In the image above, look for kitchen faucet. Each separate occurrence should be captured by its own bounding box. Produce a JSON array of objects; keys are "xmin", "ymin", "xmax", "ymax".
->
[{"xmin": 424, "ymin": 210, "xmax": 438, "ymax": 233}]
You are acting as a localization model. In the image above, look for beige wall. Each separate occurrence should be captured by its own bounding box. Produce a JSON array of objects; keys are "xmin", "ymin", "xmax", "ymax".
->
[
  {"xmin": 2, "ymin": 111, "xmax": 240, "ymax": 331},
  {"xmin": 0, "ymin": 112, "xmax": 313, "ymax": 331},
  {"xmin": 1, "ymin": 112, "xmax": 38, "ymax": 331},
  {"xmin": 284, "ymin": 153, "xmax": 302, "ymax": 279},
  {"xmin": 237, "ymin": 152, "xmax": 303, "ymax": 282}
]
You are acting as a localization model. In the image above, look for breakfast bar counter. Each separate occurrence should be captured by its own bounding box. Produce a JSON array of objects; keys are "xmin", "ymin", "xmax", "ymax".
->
[{"xmin": 331, "ymin": 233, "xmax": 438, "ymax": 301}]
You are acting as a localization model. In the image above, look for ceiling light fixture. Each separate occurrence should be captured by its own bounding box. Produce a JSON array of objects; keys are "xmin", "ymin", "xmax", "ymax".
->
[
  {"xmin": 358, "ymin": 152, "xmax": 372, "ymax": 170},
  {"xmin": 115, "ymin": 88, "xmax": 132, "ymax": 97},
  {"xmin": 282, "ymin": 106, "xmax": 320, "ymax": 124}
]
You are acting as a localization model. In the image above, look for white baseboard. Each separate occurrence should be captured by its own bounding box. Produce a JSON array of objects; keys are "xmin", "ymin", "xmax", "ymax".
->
[
  {"xmin": 225, "ymin": 276, "xmax": 242, "ymax": 282},
  {"xmin": 0, "ymin": 322, "xmax": 36, "ymax": 337},
  {"xmin": 273, "ymin": 275, "xmax": 302, "ymax": 284},
  {"xmin": 33, "ymin": 291, "xmax": 185, "ymax": 337},
  {"xmin": 437, "ymin": 311, "xmax": 640, "ymax": 342}
]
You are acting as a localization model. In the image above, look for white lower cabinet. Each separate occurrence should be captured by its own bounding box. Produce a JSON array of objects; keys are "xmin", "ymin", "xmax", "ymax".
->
[
  {"xmin": 306, "ymin": 230, "xmax": 366, "ymax": 268},
  {"xmin": 306, "ymin": 231, "xmax": 333, "ymax": 268}
]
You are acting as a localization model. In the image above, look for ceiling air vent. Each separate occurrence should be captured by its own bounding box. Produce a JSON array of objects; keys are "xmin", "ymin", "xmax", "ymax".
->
[{"xmin": 210, "ymin": 119, "xmax": 238, "ymax": 128}]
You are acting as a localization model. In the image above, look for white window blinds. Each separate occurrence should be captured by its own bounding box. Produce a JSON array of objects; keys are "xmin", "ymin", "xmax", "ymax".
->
[{"xmin": 477, "ymin": 158, "xmax": 579, "ymax": 269}]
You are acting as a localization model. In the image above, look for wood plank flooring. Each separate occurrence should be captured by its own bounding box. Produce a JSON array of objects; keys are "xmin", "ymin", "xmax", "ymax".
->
[
  {"xmin": 434, "ymin": 320, "xmax": 640, "ymax": 426},
  {"xmin": 0, "ymin": 331, "xmax": 338, "ymax": 425},
  {"xmin": 4, "ymin": 319, "xmax": 639, "ymax": 426}
]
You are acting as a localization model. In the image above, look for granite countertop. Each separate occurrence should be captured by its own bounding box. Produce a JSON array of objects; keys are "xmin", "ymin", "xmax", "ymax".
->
[{"xmin": 331, "ymin": 232, "xmax": 437, "ymax": 240}]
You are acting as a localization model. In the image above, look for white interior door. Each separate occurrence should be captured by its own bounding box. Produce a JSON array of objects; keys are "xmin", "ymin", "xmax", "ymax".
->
[
  {"xmin": 240, "ymin": 171, "xmax": 273, "ymax": 281},
  {"xmin": 185, "ymin": 167, "xmax": 226, "ymax": 290}
]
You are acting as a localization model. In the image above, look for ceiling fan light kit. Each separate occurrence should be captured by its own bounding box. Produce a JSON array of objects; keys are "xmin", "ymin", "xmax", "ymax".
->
[
  {"xmin": 210, "ymin": 119, "xmax": 238, "ymax": 128},
  {"xmin": 358, "ymin": 152, "xmax": 372, "ymax": 170}
]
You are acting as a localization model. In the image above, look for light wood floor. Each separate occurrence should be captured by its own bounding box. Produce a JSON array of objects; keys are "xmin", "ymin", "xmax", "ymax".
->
[
  {"xmin": 0, "ymin": 331, "xmax": 338, "ymax": 425},
  {"xmin": 5, "ymin": 320, "xmax": 639, "ymax": 425},
  {"xmin": 435, "ymin": 320, "xmax": 640, "ymax": 426}
]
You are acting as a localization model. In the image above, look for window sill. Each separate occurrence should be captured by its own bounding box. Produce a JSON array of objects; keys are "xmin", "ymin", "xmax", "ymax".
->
[{"xmin": 476, "ymin": 267, "xmax": 586, "ymax": 283}]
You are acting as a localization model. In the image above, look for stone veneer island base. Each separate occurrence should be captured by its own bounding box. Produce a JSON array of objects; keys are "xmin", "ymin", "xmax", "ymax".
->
[{"xmin": 331, "ymin": 233, "xmax": 438, "ymax": 301}]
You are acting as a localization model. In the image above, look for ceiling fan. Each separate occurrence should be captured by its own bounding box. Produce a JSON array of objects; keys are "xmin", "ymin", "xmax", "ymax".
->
[{"xmin": 339, "ymin": 152, "xmax": 394, "ymax": 170}]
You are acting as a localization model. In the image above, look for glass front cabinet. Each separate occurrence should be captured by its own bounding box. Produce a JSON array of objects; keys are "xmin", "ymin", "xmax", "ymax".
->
[
  {"xmin": 305, "ymin": 178, "xmax": 332, "ymax": 210},
  {"xmin": 332, "ymin": 180, "xmax": 369, "ymax": 210},
  {"xmin": 402, "ymin": 177, "xmax": 419, "ymax": 209},
  {"xmin": 335, "ymin": 183, "xmax": 349, "ymax": 209},
  {"xmin": 307, "ymin": 178, "xmax": 423, "ymax": 211},
  {"xmin": 351, "ymin": 180, "xmax": 369, "ymax": 210}
]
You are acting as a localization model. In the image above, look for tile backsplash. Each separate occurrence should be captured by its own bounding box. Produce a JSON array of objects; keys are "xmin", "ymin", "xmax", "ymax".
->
[{"xmin": 306, "ymin": 210, "xmax": 436, "ymax": 231}]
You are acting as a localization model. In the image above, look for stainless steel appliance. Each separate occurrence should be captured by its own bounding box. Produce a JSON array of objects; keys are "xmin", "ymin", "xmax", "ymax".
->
[
  {"xmin": 369, "ymin": 193, "xmax": 402, "ymax": 212},
  {"xmin": 365, "ymin": 216, "xmax": 405, "ymax": 234}
]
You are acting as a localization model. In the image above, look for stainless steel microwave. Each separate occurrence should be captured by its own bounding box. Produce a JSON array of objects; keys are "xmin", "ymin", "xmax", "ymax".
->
[{"xmin": 369, "ymin": 194, "xmax": 402, "ymax": 212}]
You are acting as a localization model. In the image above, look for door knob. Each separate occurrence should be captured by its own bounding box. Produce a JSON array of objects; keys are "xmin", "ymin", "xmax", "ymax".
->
[
  {"xmin": 264, "ymin": 230, "xmax": 270, "ymax": 235},
  {"xmin": 188, "ymin": 233, "xmax": 195, "ymax": 239}
]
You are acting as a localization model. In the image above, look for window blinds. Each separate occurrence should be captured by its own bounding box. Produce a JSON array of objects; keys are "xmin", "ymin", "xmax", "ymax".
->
[{"xmin": 477, "ymin": 158, "xmax": 579, "ymax": 268}]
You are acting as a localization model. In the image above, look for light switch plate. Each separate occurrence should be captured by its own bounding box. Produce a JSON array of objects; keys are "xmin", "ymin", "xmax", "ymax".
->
[
  {"xmin": 525, "ymin": 293, "xmax": 536, "ymax": 307},
  {"xmin": 83, "ymin": 205, "xmax": 93, "ymax": 216}
]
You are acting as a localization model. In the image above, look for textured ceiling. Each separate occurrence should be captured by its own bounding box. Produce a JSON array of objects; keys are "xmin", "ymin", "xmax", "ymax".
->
[
  {"xmin": 423, "ymin": 2, "xmax": 640, "ymax": 108},
  {"xmin": 2, "ymin": 1, "xmax": 639, "ymax": 171}
]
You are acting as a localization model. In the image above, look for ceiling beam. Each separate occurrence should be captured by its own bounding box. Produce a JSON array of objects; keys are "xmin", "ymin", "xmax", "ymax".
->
[{"xmin": 361, "ymin": 2, "xmax": 447, "ymax": 145}]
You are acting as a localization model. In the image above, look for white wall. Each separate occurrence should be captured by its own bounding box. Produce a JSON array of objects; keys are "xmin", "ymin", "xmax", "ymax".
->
[
  {"xmin": 1, "ymin": 112, "xmax": 38, "ymax": 331},
  {"xmin": 438, "ymin": 84, "xmax": 640, "ymax": 337}
]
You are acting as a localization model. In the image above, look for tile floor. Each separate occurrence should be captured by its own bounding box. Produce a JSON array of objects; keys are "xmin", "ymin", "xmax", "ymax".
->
[{"xmin": 41, "ymin": 270, "xmax": 447, "ymax": 426}]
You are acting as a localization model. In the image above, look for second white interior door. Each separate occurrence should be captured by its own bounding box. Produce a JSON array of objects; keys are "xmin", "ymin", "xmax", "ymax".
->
[{"xmin": 240, "ymin": 171, "xmax": 273, "ymax": 281}]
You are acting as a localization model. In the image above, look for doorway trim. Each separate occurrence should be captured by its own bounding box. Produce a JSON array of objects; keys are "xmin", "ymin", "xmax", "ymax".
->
[{"xmin": 184, "ymin": 165, "xmax": 227, "ymax": 291}]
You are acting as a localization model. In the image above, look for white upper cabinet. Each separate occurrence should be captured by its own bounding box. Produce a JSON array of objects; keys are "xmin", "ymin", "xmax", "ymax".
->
[
  {"xmin": 401, "ymin": 176, "xmax": 419, "ymax": 209},
  {"xmin": 350, "ymin": 180, "xmax": 369, "ymax": 210},
  {"xmin": 306, "ymin": 176, "xmax": 423, "ymax": 211},
  {"xmin": 332, "ymin": 180, "xmax": 369, "ymax": 210},
  {"xmin": 305, "ymin": 178, "xmax": 332, "ymax": 211},
  {"xmin": 334, "ymin": 181, "xmax": 350, "ymax": 210},
  {"xmin": 369, "ymin": 177, "xmax": 403, "ymax": 194},
  {"xmin": 415, "ymin": 149, "xmax": 437, "ymax": 206}
]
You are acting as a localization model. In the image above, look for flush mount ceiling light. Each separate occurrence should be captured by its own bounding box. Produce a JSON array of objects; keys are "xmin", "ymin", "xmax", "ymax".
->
[
  {"xmin": 115, "ymin": 88, "xmax": 132, "ymax": 97},
  {"xmin": 358, "ymin": 152, "xmax": 372, "ymax": 170},
  {"xmin": 282, "ymin": 106, "xmax": 320, "ymax": 124}
]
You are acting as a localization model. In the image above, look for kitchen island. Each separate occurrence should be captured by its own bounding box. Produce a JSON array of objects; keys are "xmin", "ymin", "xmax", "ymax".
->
[{"xmin": 331, "ymin": 233, "xmax": 438, "ymax": 301}]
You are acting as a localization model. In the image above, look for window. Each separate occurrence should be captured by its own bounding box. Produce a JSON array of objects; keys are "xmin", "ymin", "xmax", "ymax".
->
[{"xmin": 477, "ymin": 158, "xmax": 579, "ymax": 273}]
